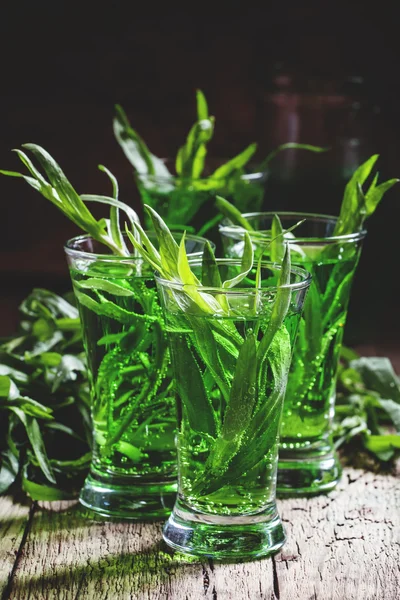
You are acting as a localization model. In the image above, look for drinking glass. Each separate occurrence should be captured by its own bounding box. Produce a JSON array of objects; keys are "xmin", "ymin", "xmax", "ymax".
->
[
  {"xmin": 135, "ymin": 161, "xmax": 267, "ymax": 231},
  {"xmin": 64, "ymin": 233, "xmax": 213, "ymax": 519},
  {"xmin": 156, "ymin": 258, "xmax": 311, "ymax": 558},
  {"xmin": 220, "ymin": 213, "xmax": 366, "ymax": 495}
]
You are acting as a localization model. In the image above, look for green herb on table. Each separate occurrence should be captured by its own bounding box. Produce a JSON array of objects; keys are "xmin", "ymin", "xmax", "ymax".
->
[
  {"xmin": 0, "ymin": 289, "xmax": 89, "ymax": 500},
  {"xmin": 335, "ymin": 349, "xmax": 400, "ymax": 464},
  {"xmin": 0, "ymin": 146, "xmax": 177, "ymax": 503}
]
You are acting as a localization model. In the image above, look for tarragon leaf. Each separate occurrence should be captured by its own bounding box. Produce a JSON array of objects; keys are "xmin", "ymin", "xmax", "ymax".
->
[
  {"xmin": 204, "ymin": 332, "xmax": 257, "ymax": 472},
  {"xmin": 9, "ymin": 407, "xmax": 56, "ymax": 483},
  {"xmin": 260, "ymin": 143, "xmax": 327, "ymax": 171},
  {"xmin": 0, "ymin": 450, "xmax": 19, "ymax": 494},
  {"xmin": 113, "ymin": 104, "xmax": 171, "ymax": 177},
  {"xmin": 222, "ymin": 232, "xmax": 253, "ymax": 289},
  {"xmin": 215, "ymin": 195, "xmax": 254, "ymax": 231},
  {"xmin": 349, "ymin": 357, "xmax": 400, "ymax": 404},
  {"xmin": 257, "ymin": 244, "xmax": 291, "ymax": 363},
  {"xmin": 270, "ymin": 214, "xmax": 284, "ymax": 263},
  {"xmin": 210, "ymin": 143, "xmax": 257, "ymax": 180}
]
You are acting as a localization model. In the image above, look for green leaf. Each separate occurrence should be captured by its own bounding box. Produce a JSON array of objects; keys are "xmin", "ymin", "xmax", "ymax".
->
[
  {"xmin": 21, "ymin": 288, "xmax": 79, "ymax": 319},
  {"xmin": 7, "ymin": 396, "xmax": 54, "ymax": 420},
  {"xmin": 222, "ymin": 232, "xmax": 254, "ymax": 289},
  {"xmin": 98, "ymin": 164, "xmax": 127, "ymax": 253},
  {"xmin": 0, "ymin": 365, "xmax": 29, "ymax": 385},
  {"xmin": 350, "ymin": 357, "xmax": 400, "ymax": 404},
  {"xmin": 0, "ymin": 450, "xmax": 19, "ymax": 494},
  {"xmin": 188, "ymin": 317, "xmax": 231, "ymax": 402},
  {"xmin": 220, "ymin": 332, "xmax": 257, "ymax": 441},
  {"xmin": 333, "ymin": 154, "xmax": 398, "ymax": 235},
  {"xmin": 113, "ymin": 104, "xmax": 171, "ymax": 177},
  {"xmin": 22, "ymin": 467, "xmax": 71, "ymax": 500},
  {"xmin": 51, "ymin": 354, "xmax": 86, "ymax": 392},
  {"xmin": 260, "ymin": 143, "xmax": 328, "ymax": 170},
  {"xmin": 74, "ymin": 290, "xmax": 156, "ymax": 325},
  {"xmin": 205, "ymin": 332, "xmax": 257, "ymax": 472},
  {"xmin": 144, "ymin": 205, "xmax": 180, "ymax": 277},
  {"xmin": 365, "ymin": 178, "xmax": 399, "ymax": 218},
  {"xmin": 215, "ymin": 195, "xmax": 254, "ymax": 231},
  {"xmin": 0, "ymin": 374, "xmax": 19, "ymax": 399},
  {"xmin": 74, "ymin": 278, "xmax": 135, "ymax": 297},
  {"xmin": 257, "ymin": 244, "xmax": 291, "ymax": 363},
  {"xmin": 210, "ymin": 143, "xmax": 257, "ymax": 179},
  {"xmin": 364, "ymin": 434, "xmax": 400, "ymax": 456},
  {"xmin": 196, "ymin": 326, "xmax": 291, "ymax": 495},
  {"xmin": 376, "ymin": 399, "xmax": 400, "ymax": 432},
  {"xmin": 176, "ymin": 116, "xmax": 215, "ymax": 178},
  {"xmin": 9, "ymin": 407, "xmax": 56, "ymax": 483},
  {"xmin": 176, "ymin": 237, "xmax": 223, "ymax": 315},
  {"xmin": 201, "ymin": 241, "xmax": 222, "ymax": 288},
  {"xmin": 22, "ymin": 144, "xmax": 103, "ymax": 234},
  {"xmin": 270, "ymin": 214, "xmax": 284, "ymax": 263},
  {"xmin": 303, "ymin": 282, "xmax": 323, "ymax": 360},
  {"xmin": 25, "ymin": 352, "xmax": 62, "ymax": 367},
  {"xmin": 196, "ymin": 89, "xmax": 209, "ymax": 120},
  {"xmin": 171, "ymin": 335, "xmax": 217, "ymax": 436}
]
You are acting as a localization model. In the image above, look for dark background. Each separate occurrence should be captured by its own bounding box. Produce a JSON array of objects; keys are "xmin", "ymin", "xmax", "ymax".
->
[{"xmin": 0, "ymin": 3, "xmax": 399, "ymax": 347}]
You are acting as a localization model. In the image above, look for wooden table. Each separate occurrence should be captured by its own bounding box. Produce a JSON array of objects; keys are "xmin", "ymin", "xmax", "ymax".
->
[{"xmin": 1, "ymin": 464, "xmax": 399, "ymax": 600}]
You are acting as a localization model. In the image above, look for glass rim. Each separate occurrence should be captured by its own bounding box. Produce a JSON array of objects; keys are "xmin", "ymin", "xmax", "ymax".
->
[
  {"xmin": 64, "ymin": 232, "xmax": 214, "ymax": 262},
  {"xmin": 154, "ymin": 258, "xmax": 312, "ymax": 294},
  {"xmin": 134, "ymin": 162, "xmax": 267, "ymax": 185},
  {"xmin": 219, "ymin": 211, "xmax": 367, "ymax": 244}
]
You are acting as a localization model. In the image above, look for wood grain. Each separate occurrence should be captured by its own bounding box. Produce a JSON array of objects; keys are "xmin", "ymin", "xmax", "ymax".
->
[
  {"xmin": 5, "ymin": 501, "xmax": 275, "ymax": 599},
  {"xmin": 1, "ymin": 465, "xmax": 399, "ymax": 599},
  {"xmin": 275, "ymin": 465, "xmax": 400, "ymax": 600},
  {"xmin": 0, "ymin": 497, "xmax": 32, "ymax": 597}
]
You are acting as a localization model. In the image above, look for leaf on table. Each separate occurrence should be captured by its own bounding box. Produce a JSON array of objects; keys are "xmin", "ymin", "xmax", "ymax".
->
[
  {"xmin": 0, "ymin": 450, "xmax": 19, "ymax": 494},
  {"xmin": 10, "ymin": 407, "xmax": 56, "ymax": 483},
  {"xmin": 350, "ymin": 357, "xmax": 400, "ymax": 404}
]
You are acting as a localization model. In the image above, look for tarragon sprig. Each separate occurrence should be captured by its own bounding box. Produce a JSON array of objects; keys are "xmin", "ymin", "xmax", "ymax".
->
[
  {"xmin": 333, "ymin": 155, "xmax": 399, "ymax": 236},
  {"xmin": 0, "ymin": 144, "xmax": 141, "ymax": 257},
  {"xmin": 114, "ymin": 90, "xmax": 326, "ymax": 188}
]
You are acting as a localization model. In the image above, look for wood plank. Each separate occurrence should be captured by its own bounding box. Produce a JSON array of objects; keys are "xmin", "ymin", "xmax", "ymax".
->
[
  {"xmin": 274, "ymin": 465, "xmax": 400, "ymax": 600},
  {"xmin": 0, "ymin": 497, "xmax": 32, "ymax": 597},
  {"xmin": 7, "ymin": 501, "xmax": 275, "ymax": 599},
  {"xmin": 3, "ymin": 466, "xmax": 399, "ymax": 599}
]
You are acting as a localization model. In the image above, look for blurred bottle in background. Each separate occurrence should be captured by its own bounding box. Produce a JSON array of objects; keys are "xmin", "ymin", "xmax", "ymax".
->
[
  {"xmin": 256, "ymin": 62, "xmax": 380, "ymax": 215},
  {"xmin": 254, "ymin": 63, "xmax": 398, "ymax": 345}
]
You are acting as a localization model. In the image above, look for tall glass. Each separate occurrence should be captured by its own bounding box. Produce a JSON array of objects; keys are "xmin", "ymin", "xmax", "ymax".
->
[
  {"xmin": 156, "ymin": 259, "xmax": 311, "ymax": 559},
  {"xmin": 220, "ymin": 214, "xmax": 366, "ymax": 495},
  {"xmin": 135, "ymin": 162, "xmax": 267, "ymax": 231},
  {"xmin": 64, "ymin": 233, "xmax": 213, "ymax": 519}
]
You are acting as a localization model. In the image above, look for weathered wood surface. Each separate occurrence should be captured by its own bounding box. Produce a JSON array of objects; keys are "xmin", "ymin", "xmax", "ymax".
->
[{"xmin": 1, "ymin": 466, "xmax": 399, "ymax": 600}]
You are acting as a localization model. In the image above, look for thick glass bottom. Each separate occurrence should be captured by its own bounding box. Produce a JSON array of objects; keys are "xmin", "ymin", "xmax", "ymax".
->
[
  {"xmin": 276, "ymin": 450, "xmax": 341, "ymax": 496},
  {"xmin": 79, "ymin": 470, "xmax": 177, "ymax": 520},
  {"xmin": 162, "ymin": 500, "xmax": 286, "ymax": 560}
]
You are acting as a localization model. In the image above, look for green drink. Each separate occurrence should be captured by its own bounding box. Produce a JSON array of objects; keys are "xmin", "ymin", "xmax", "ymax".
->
[
  {"xmin": 65, "ymin": 233, "xmax": 212, "ymax": 519},
  {"xmin": 220, "ymin": 213, "xmax": 366, "ymax": 495},
  {"xmin": 156, "ymin": 259, "xmax": 311, "ymax": 559}
]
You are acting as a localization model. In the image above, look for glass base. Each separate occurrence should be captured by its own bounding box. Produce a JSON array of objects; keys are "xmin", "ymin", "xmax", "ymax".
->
[
  {"xmin": 162, "ymin": 500, "xmax": 286, "ymax": 560},
  {"xmin": 79, "ymin": 470, "xmax": 177, "ymax": 520},
  {"xmin": 276, "ymin": 450, "xmax": 341, "ymax": 496}
]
